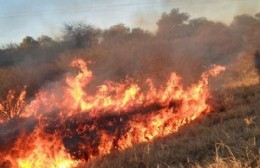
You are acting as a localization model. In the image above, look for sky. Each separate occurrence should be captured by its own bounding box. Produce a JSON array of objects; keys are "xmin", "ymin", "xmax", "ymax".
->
[{"xmin": 0, "ymin": 0, "xmax": 259, "ymax": 46}]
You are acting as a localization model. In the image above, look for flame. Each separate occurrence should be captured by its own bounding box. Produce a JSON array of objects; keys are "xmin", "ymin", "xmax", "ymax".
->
[
  {"xmin": 0, "ymin": 59, "xmax": 225, "ymax": 167},
  {"xmin": 1, "ymin": 128, "xmax": 79, "ymax": 168}
]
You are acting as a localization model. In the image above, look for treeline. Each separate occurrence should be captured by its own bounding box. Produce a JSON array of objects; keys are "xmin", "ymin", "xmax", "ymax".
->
[{"xmin": 0, "ymin": 9, "xmax": 260, "ymax": 98}]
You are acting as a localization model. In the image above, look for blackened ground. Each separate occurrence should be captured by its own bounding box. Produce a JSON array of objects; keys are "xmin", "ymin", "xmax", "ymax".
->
[
  {"xmin": 59, "ymin": 101, "xmax": 181, "ymax": 160},
  {"xmin": 83, "ymin": 84, "xmax": 260, "ymax": 168},
  {"xmin": 0, "ymin": 84, "xmax": 259, "ymax": 168},
  {"xmin": 0, "ymin": 97, "xmax": 182, "ymax": 165},
  {"xmin": 0, "ymin": 117, "xmax": 36, "ymax": 152}
]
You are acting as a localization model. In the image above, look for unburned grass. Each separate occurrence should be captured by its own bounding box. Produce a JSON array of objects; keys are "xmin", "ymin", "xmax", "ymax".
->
[{"xmin": 81, "ymin": 84, "xmax": 260, "ymax": 168}]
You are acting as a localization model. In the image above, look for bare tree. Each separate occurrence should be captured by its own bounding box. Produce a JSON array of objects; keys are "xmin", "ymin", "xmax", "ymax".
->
[{"xmin": 0, "ymin": 87, "xmax": 26, "ymax": 121}]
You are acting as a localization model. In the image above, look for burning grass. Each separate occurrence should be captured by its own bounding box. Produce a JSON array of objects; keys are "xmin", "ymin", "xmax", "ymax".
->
[
  {"xmin": 0, "ymin": 59, "xmax": 225, "ymax": 167},
  {"xmin": 85, "ymin": 84, "xmax": 260, "ymax": 168},
  {"xmin": 0, "ymin": 87, "xmax": 26, "ymax": 122},
  {"xmin": 0, "ymin": 8, "xmax": 259, "ymax": 168}
]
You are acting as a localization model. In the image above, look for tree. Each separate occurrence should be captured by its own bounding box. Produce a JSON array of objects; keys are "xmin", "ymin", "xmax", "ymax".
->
[
  {"xmin": 157, "ymin": 9, "xmax": 190, "ymax": 38},
  {"xmin": 37, "ymin": 35, "xmax": 55, "ymax": 47},
  {"xmin": 20, "ymin": 36, "xmax": 39, "ymax": 49},
  {"xmin": 63, "ymin": 23, "xmax": 101, "ymax": 48},
  {"xmin": 102, "ymin": 24, "xmax": 131, "ymax": 44},
  {"xmin": 231, "ymin": 14, "xmax": 260, "ymax": 49},
  {"xmin": 255, "ymin": 13, "xmax": 260, "ymax": 19},
  {"xmin": 130, "ymin": 28, "xmax": 152, "ymax": 40}
]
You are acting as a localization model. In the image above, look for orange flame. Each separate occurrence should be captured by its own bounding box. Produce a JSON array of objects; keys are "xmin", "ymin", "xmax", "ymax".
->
[
  {"xmin": 0, "ymin": 59, "xmax": 225, "ymax": 167},
  {"xmin": 2, "ymin": 128, "xmax": 79, "ymax": 168}
]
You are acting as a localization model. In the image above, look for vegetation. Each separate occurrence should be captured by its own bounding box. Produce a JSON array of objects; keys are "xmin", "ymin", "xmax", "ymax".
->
[
  {"xmin": 0, "ymin": 87, "xmax": 26, "ymax": 120},
  {"xmin": 84, "ymin": 82, "xmax": 259, "ymax": 168},
  {"xmin": 0, "ymin": 8, "xmax": 259, "ymax": 167},
  {"xmin": 1, "ymin": 9, "xmax": 260, "ymax": 97}
]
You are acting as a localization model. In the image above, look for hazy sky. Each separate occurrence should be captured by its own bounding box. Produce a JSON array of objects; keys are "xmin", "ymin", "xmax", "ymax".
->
[{"xmin": 0, "ymin": 0, "xmax": 259, "ymax": 46}]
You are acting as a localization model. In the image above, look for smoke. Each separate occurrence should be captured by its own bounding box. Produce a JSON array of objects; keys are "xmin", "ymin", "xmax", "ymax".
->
[
  {"xmin": 0, "ymin": 8, "xmax": 260, "ymax": 96},
  {"xmin": 131, "ymin": 10, "xmax": 160, "ymax": 32},
  {"xmin": 82, "ymin": 9, "xmax": 259, "ymax": 86},
  {"xmin": 1, "ymin": 7, "xmax": 260, "ymax": 166}
]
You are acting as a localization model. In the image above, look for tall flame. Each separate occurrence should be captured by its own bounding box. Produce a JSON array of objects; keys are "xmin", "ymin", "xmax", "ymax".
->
[{"xmin": 0, "ymin": 59, "xmax": 225, "ymax": 168}]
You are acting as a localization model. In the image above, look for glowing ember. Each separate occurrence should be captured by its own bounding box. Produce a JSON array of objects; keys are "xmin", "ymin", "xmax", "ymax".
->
[{"xmin": 0, "ymin": 59, "xmax": 225, "ymax": 167}]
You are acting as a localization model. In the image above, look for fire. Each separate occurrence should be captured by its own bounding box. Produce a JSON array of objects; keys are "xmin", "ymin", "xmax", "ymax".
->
[
  {"xmin": 16, "ymin": 130, "xmax": 78, "ymax": 168},
  {"xmin": 0, "ymin": 86, "xmax": 27, "ymax": 122},
  {"xmin": 1, "ymin": 128, "xmax": 79, "ymax": 168},
  {"xmin": 0, "ymin": 59, "xmax": 225, "ymax": 167}
]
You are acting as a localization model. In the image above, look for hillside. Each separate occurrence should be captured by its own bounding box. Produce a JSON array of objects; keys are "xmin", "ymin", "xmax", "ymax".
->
[
  {"xmin": 0, "ymin": 8, "xmax": 259, "ymax": 168},
  {"xmin": 85, "ymin": 84, "xmax": 260, "ymax": 168}
]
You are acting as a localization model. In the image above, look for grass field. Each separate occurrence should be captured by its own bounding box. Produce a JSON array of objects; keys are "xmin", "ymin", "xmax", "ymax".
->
[
  {"xmin": 0, "ymin": 7, "xmax": 260, "ymax": 168},
  {"xmin": 1, "ymin": 52, "xmax": 259, "ymax": 168},
  {"xmin": 82, "ymin": 78, "xmax": 260, "ymax": 167}
]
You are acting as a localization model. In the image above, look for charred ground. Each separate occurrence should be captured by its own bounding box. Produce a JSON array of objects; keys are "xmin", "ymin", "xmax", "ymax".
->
[
  {"xmin": 0, "ymin": 8, "xmax": 259, "ymax": 168},
  {"xmin": 85, "ymin": 84, "xmax": 260, "ymax": 168}
]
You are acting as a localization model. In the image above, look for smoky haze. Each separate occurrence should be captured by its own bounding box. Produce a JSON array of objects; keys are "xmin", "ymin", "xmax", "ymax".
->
[
  {"xmin": 0, "ymin": 8, "xmax": 260, "ymax": 97},
  {"xmin": 1, "ymin": 5, "xmax": 260, "ymax": 168}
]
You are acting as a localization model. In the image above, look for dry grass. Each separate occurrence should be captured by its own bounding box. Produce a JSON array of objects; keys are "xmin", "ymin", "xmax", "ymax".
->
[
  {"xmin": 221, "ymin": 52, "xmax": 259, "ymax": 88},
  {"xmin": 74, "ymin": 52, "xmax": 260, "ymax": 168},
  {"xmin": 78, "ymin": 69, "xmax": 260, "ymax": 168},
  {"xmin": 0, "ymin": 87, "xmax": 26, "ymax": 122}
]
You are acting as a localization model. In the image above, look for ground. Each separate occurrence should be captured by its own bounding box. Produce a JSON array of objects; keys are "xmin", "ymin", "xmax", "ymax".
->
[{"xmin": 82, "ymin": 83, "xmax": 259, "ymax": 168}]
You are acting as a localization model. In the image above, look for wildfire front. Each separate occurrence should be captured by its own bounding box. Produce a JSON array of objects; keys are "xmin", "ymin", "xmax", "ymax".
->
[{"xmin": 0, "ymin": 59, "xmax": 225, "ymax": 168}]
